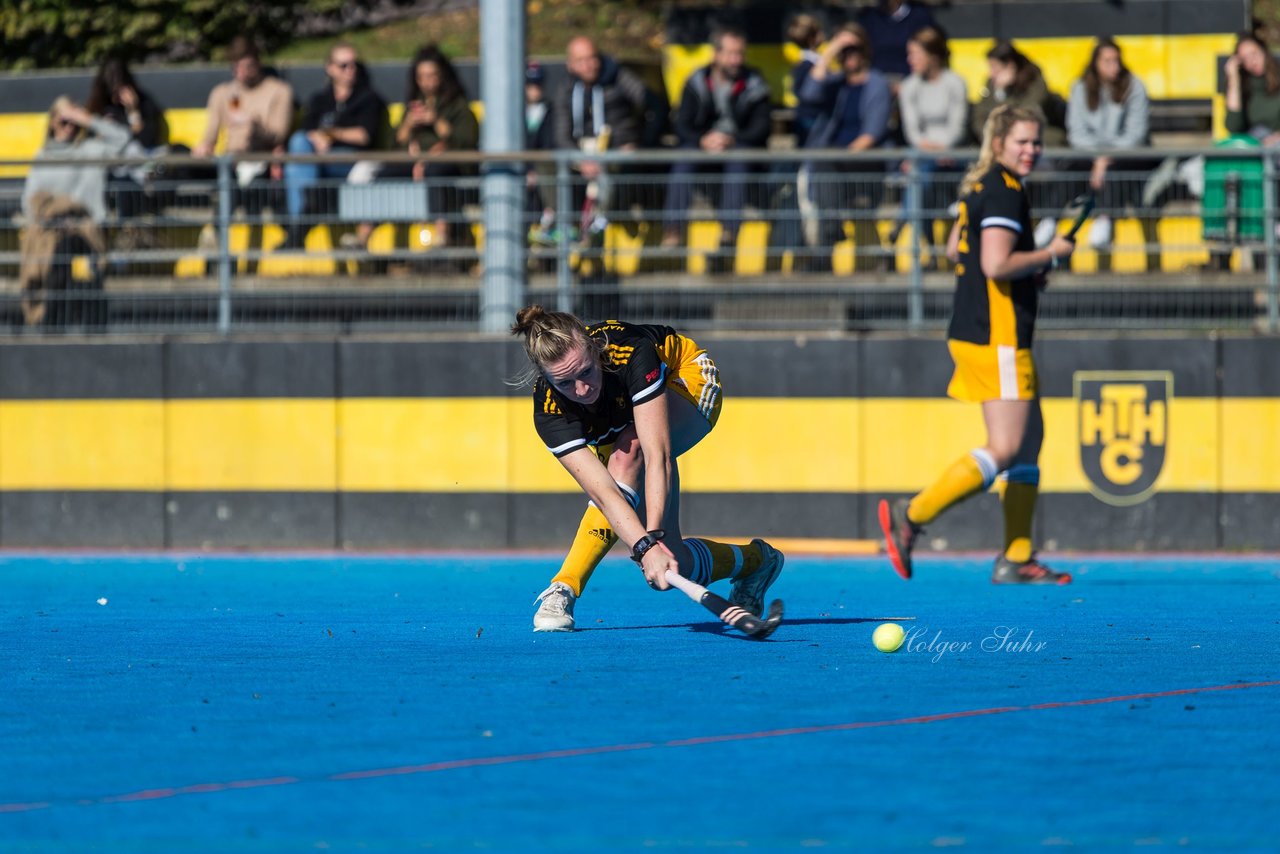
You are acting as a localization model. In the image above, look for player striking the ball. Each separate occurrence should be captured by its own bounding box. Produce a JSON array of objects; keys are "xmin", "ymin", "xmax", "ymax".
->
[{"xmin": 512, "ymin": 305, "xmax": 784, "ymax": 631}]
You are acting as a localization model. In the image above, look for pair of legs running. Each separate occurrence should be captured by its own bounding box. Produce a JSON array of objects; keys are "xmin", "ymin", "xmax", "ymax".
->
[
  {"xmin": 880, "ymin": 397, "xmax": 1071, "ymax": 584},
  {"xmin": 535, "ymin": 389, "xmax": 785, "ymax": 630}
]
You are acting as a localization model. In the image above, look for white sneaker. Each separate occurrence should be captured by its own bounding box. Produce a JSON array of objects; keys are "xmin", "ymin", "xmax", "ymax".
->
[
  {"xmin": 729, "ymin": 539, "xmax": 785, "ymax": 618},
  {"xmin": 1088, "ymin": 214, "xmax": 1113, "ymax": 249},
  {"xmin": 533, "ymin": 582, "xmax": 576, "ymax": 632},
  {"xmin": 1033, "ymin": 217, "xmax": 1058, "ymax": 248}
]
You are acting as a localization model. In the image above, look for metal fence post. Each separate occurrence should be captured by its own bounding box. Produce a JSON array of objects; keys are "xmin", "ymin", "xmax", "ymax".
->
[
  {"xmin": 555, "ymin": 153, "xmax": 573, "ymax": 314},
  {"xmin": 906, "ymin": 149, "xmax": 924, "ymax": 330},
  {"xmin": 1266, "ymin": 149, "xmax": 1278, "ymax": 332},
  {"xmin": 215, "ymin": 155, "xmax": 233, "ymax": 334}
]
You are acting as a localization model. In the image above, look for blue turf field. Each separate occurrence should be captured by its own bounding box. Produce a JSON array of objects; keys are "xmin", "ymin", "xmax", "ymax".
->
[{"xmin": 2, "ymin": 551, "xmax": 1278, "ymax": 850}]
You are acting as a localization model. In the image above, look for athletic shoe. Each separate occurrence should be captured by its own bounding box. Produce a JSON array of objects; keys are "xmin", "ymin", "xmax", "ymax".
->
[
  {"xmin": 878, "ymin": 498, "xmax": 921, "ymax": 580},
  {"xmin": 991, "ymin": 554, "xmax": 1073, "ymax": 585},
  {"xmin": 1088, "ymin": 214, "xmax": 1113, "ymax": 249},
  {"xmin": 533, "ymin": 582, "xmax": 577, "ymax": 631},
  {"xmin": 729, "ymin": 539, "xmax": 785, "ymax": 618},
  {"xmin": 1033, "ymin": 217, "xmax": 1058, "ymax": 248}
]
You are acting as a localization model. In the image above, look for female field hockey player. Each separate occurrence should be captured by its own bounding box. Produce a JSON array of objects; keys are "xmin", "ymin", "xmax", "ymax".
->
[
  {"xmin": 512, "ymin": 305, "xmax": 784, "ymax": 630},
  {"xmin": 878, "ymin": 104, "xmax": 1076, "ymax": 584}
]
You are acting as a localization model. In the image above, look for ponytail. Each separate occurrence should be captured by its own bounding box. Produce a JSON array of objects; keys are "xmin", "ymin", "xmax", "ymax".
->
[{"xmin": 510, "ymin": 304, "xmax": 601, "ymax": 385}]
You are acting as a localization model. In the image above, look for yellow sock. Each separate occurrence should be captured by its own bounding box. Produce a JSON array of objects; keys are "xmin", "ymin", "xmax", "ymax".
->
[
  {"xmin": 550, "ymin": 504, "xmax": 618, "ymax": 595},
  {"xmin": 1002, "ymin": 472, "xmax": 1039, "ymax": 564},
  {"xmin": 908, "ymin": 449, "xmax": 999, "ymax": 525},
  {"xmin": 683, "ymin": 538, "xmax": 763, "ymax": 585}
]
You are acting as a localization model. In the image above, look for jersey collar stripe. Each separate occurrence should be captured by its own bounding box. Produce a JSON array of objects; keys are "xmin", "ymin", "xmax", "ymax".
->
[
  {"xmin": 547, "ymin": 437, "xmax": 588, "ymax": 455},
  {"xmin": 980, "ymin": 215, "xmax": 1023, "ymax": 233}
]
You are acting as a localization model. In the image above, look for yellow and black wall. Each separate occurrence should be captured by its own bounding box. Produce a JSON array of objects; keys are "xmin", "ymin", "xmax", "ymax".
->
[{"xmin": 0, "ymin": 333, "xmax": 1275, "ymax": 552}]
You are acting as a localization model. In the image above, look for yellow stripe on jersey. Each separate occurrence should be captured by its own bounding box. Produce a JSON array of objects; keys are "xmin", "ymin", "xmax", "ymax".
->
[
  {"xmin": 603, "ymin": 343, "xmax": 635, "ymax": 366},
  {"xmin": 986, "ymin": 277, "xmax": 1018, "ymax": 347}
]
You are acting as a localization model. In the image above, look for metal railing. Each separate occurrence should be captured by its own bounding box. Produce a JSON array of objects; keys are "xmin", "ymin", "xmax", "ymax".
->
[{"xmin": 1, "ymin": 145, "xmax": 1276, "ymax": 335}]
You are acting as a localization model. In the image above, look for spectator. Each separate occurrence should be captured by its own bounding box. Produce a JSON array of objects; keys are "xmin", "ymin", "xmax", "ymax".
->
[
  {"xmin": 22, "ymin": 97, "xmax": 133, "ymax": 225},
  {"xmin": 282, "ymin": 41, "xmax": 385, "ymax": 248},
  {"xmin": 86, "ymin": 57, "xmax": 165, "ymax": 151},
  {"xmin": 193, "ymin": 34, "xmax": 295, "ymax": 215},
  {"xmin": 85, "ymin": 56, "xmax": 166, "ymax": 223},
  {"xmin": 525, "ymin": 62, "xmax": 559, "ymax": 244},
  {"xmin": 1224, "ymin": 32, "xmax": 1280, "ymax": 143},
  {"xmin": 797, "ymin": 23, "xmax": 893, "ymax": 273},
  {"xmin": 390, "ymin": 44, "xmax": 480, "ymax": 251},
  {"xmin": 661, "ymin": 25, "xmax": 772, "ymax": 270},
  {"xmin": 896, "ymin": 25, "xmax": 968, "ymax": 266},
  {"xmin": 786, "ymin": 14, "xmax": 828, "ymax": 145},
  {"xmin": 857, "ymin": 0, "xmax": 938, "ymax": 82},
  {"xmin": 1066, "ymin": 37, "xmax": 1159, "ymax": 270},
  {"xmin": 779, "ymin": 14, "xmax": 829, "ymax": 269},
  {"xmin": 19, "ymin": 97, "xmax": 131, "ymax": 328},
  {"xmin": 552, "ymin": 37, "xmax": 651, "ymax": 241},
  {"xmin": 971, "ymin": 41, "xmax": 1066, "ymax": 148}
]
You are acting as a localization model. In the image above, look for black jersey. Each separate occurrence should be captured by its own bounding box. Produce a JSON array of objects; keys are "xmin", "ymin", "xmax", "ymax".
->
[
  {"xmin": 532, "ymin": 320, "xmax": 681, "ymax": 457},
  {"xmin": 948, "ymin": 164, "xmax": 1039, "ymax": 349}
]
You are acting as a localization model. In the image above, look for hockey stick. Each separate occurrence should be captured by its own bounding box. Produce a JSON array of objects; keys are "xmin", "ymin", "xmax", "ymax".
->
[
  {"xmin": 664, "ymin": 569, "xmax": 784, "ymax": 640},
  {"xmin": 1061, "ymin": 192, "xmax": 1096, "ymax": 242}
]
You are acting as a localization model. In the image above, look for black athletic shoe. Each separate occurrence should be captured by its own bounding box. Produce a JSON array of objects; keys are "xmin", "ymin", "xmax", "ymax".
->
[
  {"xmin": 991, "ymin": 554, "xmax": 1072, "ymax": 585},
  {"xmin": 878, "ymin": 498, "xmax": 921, "ymax": 580}
]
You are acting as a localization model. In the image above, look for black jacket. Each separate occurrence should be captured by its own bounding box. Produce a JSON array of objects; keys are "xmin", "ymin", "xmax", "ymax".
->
[
  {"xmin": 551, "ymin": 55, "xmax": 649, "ymax": 150},
  {"xmin": 673, "ymin": 65, "xmax": 772, "ymax": 149}
]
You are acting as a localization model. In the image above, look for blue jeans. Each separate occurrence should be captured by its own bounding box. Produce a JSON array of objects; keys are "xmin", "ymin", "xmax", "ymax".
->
[
  {"xmin": 284, "ymin": 131, "xmax": 356, "ymax": 218},
  {"xmin": 662, "ymin": 146, "xmax": 755, "ymax": 242}
]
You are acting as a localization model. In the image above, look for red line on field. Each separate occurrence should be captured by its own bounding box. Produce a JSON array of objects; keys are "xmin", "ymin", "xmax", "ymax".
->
[{"xmin": 4, "ymin": 680, "xmax": 1277, "ymax": 814}]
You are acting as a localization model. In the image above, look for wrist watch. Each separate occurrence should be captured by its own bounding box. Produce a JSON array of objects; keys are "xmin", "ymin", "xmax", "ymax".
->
[{"xmin": 629, "ymin": 530, "xmax": 666, "ymax": 564}]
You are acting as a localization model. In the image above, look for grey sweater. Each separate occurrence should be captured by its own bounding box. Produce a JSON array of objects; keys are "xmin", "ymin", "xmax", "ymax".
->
[
  {"xmin": 1066, "ymin": 77, "xmax": 1150, "ymax": 151},
  {"xmin": 21, "ymin": 117, "xmax": 133, "ymax": 223},
  {"xmin": 898, "ymin": 69, "xmax": 969, "ymax": 148}
]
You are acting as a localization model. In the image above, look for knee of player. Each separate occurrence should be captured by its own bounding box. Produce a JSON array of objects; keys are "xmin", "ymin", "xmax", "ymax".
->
[{"xmin": 606, "ymin": 440, "xmax": 644, "ymax": 480}]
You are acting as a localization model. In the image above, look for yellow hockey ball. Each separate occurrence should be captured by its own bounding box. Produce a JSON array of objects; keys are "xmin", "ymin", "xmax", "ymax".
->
[{"xmin": 872, "ymin": 622, "xmax": 905, "ymax": 653}]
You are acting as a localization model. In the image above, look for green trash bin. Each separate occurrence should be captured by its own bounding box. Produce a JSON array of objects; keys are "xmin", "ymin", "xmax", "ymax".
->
[{"xmin": 1203, "ymin": 134, "xmax": 1265, "ymax": 243}]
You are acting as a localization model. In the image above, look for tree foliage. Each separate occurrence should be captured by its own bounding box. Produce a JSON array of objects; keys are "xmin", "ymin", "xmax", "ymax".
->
[{"xmin": 0, "ymin": 0, "xmax": 409, "ymax": 69}]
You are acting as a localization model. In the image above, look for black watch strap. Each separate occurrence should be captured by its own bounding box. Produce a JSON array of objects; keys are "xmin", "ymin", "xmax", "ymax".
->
[{"xmin": 629, "ymin": 529, "xmax": 666, "ymax": 563}]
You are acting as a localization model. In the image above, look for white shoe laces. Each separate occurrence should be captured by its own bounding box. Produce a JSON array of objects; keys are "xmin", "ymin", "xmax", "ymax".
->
[{"xmin": 534, "ymin": 583, "xmax": 573, "ymax": 614}]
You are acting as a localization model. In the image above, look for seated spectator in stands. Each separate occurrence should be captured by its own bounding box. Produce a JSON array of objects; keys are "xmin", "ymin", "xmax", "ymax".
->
[
  {"xmin": 282, "ymin": 41, "xmax": 385, "ymax": 249},
  {"xmin": 896, "ymin": 25, "xmax": 968, "ymax": 266},
  {"xmin": 797, "ymin": 23, "xmax": 893, "ymax": 273},
  {"xmin": 1066, "ymin": 37, "xmax": 1159, "ymax": 270},
  {"xmin": 971, "ymin": 41, "xmax": 1065, "ymax": 148},
  {"xmin": 856, "ymin": 0, "xmax": 937, "ymax": 83},
  {"xmin": 1224, "ymin": 32, "xmax": 1280, "ymax": 143},
  {"xmin": 661, "ymin": 25, "xmax": 772, "ymax": 268},
  {"xmin": 85, "ymin": 56, "xmax": 167, "ymax": 223},
  {"xmin": 551, "ymin": 36, "xmax": 651, "ymax": 242},
  {"xmin": 87, "ymin": 57, "xmax": 165, "ymax": 151},
  {"xmin": 781, "ymin": 14, "xmax": 830, "ymax": 264},
  {"xmin": 193, "ymin": 34, "xmax": 295, "ymax": 215},
  {"xmin": 389, "ymin": 44, "xmax": 480, "ymax": 250},
  {"xmin": 19, "ymin": 98, "xmax": 131, "ymax": 328},
  {"xmin": 525, "ymin": 62, "xmax": 559, "ymax": 243},
  {"xmin": 22, "ymin": 97, "xmax": 133, "ymax": 225},
  {"xmin": 786, "ymin": 14, "xmax": 828, "ymax": 146}
]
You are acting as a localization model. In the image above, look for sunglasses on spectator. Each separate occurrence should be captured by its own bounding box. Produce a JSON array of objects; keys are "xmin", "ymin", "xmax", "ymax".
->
[{"xmin": 331, "ymin": 60, "xmax": 356, "ymax": 70}]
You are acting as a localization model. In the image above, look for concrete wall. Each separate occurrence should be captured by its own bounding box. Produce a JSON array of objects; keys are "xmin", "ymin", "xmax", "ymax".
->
[{"xmin": 0, "ymin": 332, "xmax": 1273, "ymax": 551}]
